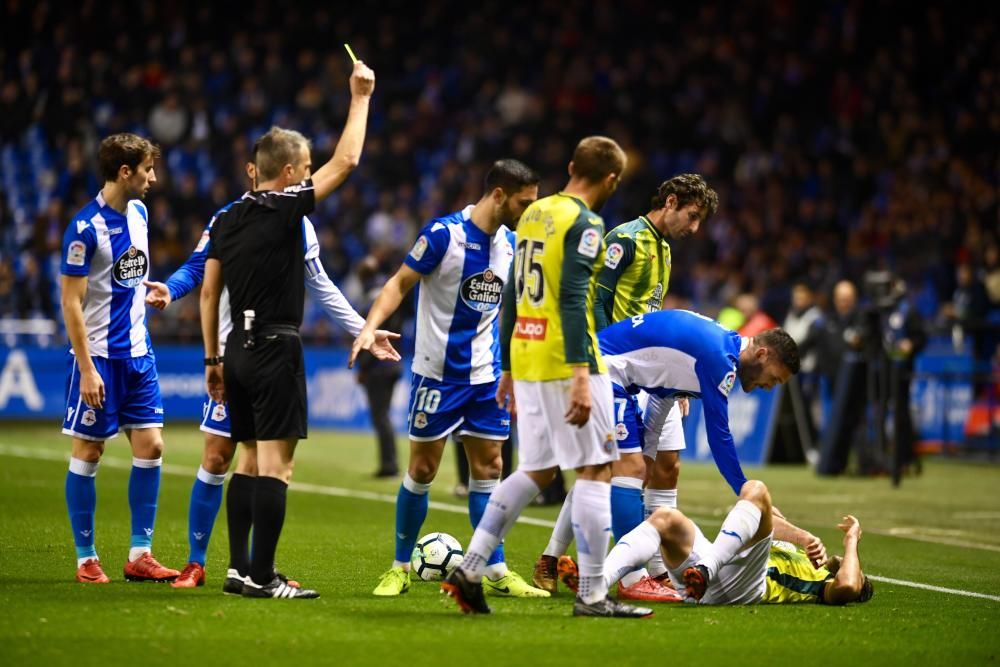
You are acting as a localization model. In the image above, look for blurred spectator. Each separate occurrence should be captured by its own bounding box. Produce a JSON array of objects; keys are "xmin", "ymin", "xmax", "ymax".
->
[
  {"xmin": 949, "ymin": 263, "xmax": 992, "ymax": 361},
  {"xmin": 735, "ymin": 293, "xmax": 778, "ymax": 337},
  {"xmin": 355, "ymin": 250, "xmax": 409, "ymax": 478},
  {"xmin": 783, "ymin": 283, "xmax": 821, "ymax": 375},
  {"xmin": 148, "ymin": 91, "xmax": 189, "ymax": 145}
]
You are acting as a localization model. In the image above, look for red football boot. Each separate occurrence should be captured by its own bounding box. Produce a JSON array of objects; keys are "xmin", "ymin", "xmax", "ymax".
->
[
  {"xmin": 124, "ymin": 552, "xmax": 181, "ymax": 582},
  {"xmin": 76, "ymin": 559, "xmax": 111, "ymax": 584},
  {"xmin": 171, "ymin": 562, "xmax": 206, "ymax": 588}
]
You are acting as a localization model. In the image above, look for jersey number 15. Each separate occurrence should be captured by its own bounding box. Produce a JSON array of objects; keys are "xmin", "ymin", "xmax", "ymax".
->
[{"xmin": 514, "ymin": 239, "xmax": 545, "ymax": 306}]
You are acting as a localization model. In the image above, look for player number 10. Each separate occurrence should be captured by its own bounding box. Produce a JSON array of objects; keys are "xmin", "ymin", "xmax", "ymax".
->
[{"xmin": 414, "ymin": 387, "xmax": 442, "ymax": 414}]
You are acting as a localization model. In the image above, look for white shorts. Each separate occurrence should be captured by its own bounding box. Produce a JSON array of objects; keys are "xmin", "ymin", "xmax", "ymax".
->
[
  {"xmin": 639, "ymin": 394, "xmax": 686, "ymax": 458},
  {"xmin": 515, "ymin": 374, "xmax": 618, "ymax": 471},
  {"xmin": 666, "ymin": 525, "xmax": 772, "ymax": 605}
]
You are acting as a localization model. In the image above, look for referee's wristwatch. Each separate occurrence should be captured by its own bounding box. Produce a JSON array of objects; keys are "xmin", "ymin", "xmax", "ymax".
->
[{"xmin": 204, "ymin": 356, "xmax": 223, "ymax": 366}]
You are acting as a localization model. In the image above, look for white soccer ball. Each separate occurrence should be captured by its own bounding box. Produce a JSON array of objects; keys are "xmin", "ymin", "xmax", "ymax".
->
[{"xmin": 410, "ymin": 532, "xmax": 464, "ymax": 581}]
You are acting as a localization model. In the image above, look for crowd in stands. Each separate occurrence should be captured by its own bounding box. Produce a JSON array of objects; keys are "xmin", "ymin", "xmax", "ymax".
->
[{"xmin": 2, "ymin": 1, "xmax": 998, "ymax": 360}]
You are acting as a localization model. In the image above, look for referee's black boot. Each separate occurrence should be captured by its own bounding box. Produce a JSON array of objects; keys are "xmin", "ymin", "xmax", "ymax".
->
[{"xmin": 242, "ymin": 574, "xmax": 319, "ymax": 599}]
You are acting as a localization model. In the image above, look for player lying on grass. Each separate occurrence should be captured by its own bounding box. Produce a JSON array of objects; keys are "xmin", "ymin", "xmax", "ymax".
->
[
  {"xmin": 535, "ymin": 310, "xmax": 813, "ymax": 592},
  {"xmin": 560, "ymin": 479, "xmax": 874, "ymax": 606},
  {"xmin": 144, "ymin": 150, "xmax": 399, "ymax": 592}
]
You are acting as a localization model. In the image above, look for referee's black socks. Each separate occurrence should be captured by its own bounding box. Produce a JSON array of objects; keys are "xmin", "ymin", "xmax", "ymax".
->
[
  {"xmin": 250, "ymin": 476, "xmax": 288, "ymax": 586},
  {"xmin": 226, "ymin": 473, "xmax": 256, "ymax": 576}
]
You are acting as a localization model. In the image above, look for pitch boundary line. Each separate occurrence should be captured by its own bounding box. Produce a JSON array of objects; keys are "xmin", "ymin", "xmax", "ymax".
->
[{"xmin": 2, "ymin": 443, "xmax": 998, "ymax": 603}]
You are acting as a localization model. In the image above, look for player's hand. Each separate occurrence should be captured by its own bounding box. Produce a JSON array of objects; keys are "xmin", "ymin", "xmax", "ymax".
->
[
  {"xmin": 206, "ymin": 364, "xmax": 225, "ymax": 403},
  {"xmin": 143, "ymin": 280, "xmax": 172, "ymax": 310},
  {"xmin": 349, "ymin": 328, "xmax": 376, "ymax": 368},
  {"xmin": 803, "ymin": 533, "xmax": 828, "ymax": 568},
  {"xmin": 676, "ymin": 397, "xmax": 690, "ymax": 417},
  {"xmin": 80, "ymin": 366, "xmax": 105, "ymax": 410},
  {"xmin": 350, "ymin": 61, "xmax": 375, "ymax": 98},
  {"xmin": 496, "ymin": 372, "xmax": 516, "ymax": 418},
  {"xmin": 369, "ymin": 330, "xmax": 402, "ymax": 362},
  {"xmin": 565, "ymin": 368, "xmax": 592, "ymax": 427},
  {"xmin": 837, "ymin": 515, "xmax": 862, "ymax": 542}
]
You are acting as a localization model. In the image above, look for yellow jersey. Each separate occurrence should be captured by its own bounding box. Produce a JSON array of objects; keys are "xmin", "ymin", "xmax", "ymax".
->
[
  {"xmin": 595, "ymin": 215, "xmax": 672, "ymax": 329},
  {"xmin": 762, "ymin": 541, "xmax": 834, "ymax": 604},
  {"xmin": 508, "ymin": 192, "xmax": 607, "ymax": 381}
]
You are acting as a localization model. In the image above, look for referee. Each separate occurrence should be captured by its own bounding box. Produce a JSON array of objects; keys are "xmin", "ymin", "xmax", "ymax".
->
[{"xmin": 200, "ymin": 61, "xmax": 376, "ymax": 599}]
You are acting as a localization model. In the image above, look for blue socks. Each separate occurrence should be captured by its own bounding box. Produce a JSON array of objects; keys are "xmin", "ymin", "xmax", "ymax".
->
[
  {"xmin": 188, "ymin": 466, "xmax": 227, "ymax": 565},
  {"xmin": 610, "ymin": 477, "xmax": 645, "ymax": 543},
  {"xmin": 393, "ymin": 473, "xmax": 430, "ymax": 565},
  {"xmin": 66, "ymin": 458, "xmax": 99, "ymax": 562},
  {"xmin": 128, "ymin": 457, "xmax": 162, "ymax": 551},
  {"xmin": 468, "ymin": 478, "xmax": 505, "ymax": 567}
]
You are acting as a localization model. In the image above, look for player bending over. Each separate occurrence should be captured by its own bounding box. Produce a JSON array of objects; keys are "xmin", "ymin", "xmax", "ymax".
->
[{"xmin": 537, "ymin": 311, "xmax": 823, "ymax": 595}]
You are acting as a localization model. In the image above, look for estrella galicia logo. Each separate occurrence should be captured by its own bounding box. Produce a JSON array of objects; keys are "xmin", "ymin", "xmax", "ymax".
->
[
  {"xmin": 460, "ymin": 268, "xmax": 504, "ymax": 312},
  {"xmin": 113, "ymin": 245, "xmax": 148, "ymax": 288}
]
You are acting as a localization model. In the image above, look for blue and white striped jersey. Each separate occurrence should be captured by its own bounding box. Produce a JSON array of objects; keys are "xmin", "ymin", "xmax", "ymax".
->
[
  {"xmin": 61, "ymin": 192, "xmax": 152, "ymax": 359},
  {"xmin": 164, "ymin": 196, "xmax": 363, "ymax": 354},
  {"xmin": 598, "ymin": 309, "xmax": 748, "ymax": 494},
  {"xmin": 405, "ymin": 206, "xmax": 515, "ymax": 385}
]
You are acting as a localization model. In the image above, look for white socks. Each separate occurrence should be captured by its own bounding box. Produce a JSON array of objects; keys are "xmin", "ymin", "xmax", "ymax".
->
[
  {"xmin": 402, "ymin": 472, "xmax": 432, "ymax": 495},
  {"xmin": 705, "ymin": 499, "xmax": 762, "ymax": 577},
  {"xmin": 543, "ymin": 486, "xmax": 575, "ymax": 558},
  {"xmin": 197, "ymin": 466, "xmax": 227, "ymax": 486},
  {"xmin": 603, "ymin": 521, "xmax": 662, "ymax": 590},
  {"xmin": 643, "ymin": 488, "xmax": 677, "ymax": 577},
  {"xmin": 460, "ymin": 471, "xmax": 540, "ymax": 581},
  {"xmin": 571, "ymin": 479, "xmax": 612, "ymax": 604},
  {"xmin": 128, "ymin": 547, "xmax": 150, "ymax": 562}
]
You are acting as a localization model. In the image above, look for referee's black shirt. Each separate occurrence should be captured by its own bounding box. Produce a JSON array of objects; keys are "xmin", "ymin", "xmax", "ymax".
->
[{"xmin": 207, "ymin": 179, "xmax": 316, "ymax": 329}]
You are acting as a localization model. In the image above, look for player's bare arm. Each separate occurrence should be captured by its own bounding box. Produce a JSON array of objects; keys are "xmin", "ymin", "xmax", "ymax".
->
[
  {"xmin": 200, "ymin": 258, "xmax": 225, "ymax": 403},
  {"xmin": 142, "ymin": 279, "xmax": 171, "ymax": 310},
  {"xmin": 311, "ymin": 61, "xmax": 375, "ymax": 202},
  {"xmin": 60, "ymin": 274, "xmax": 105, "ymax": 409},
  {"xmin": 771, "ymin": 506, "xmax": 828, "ymax": 568},
  {"xmin": 824, "ymin": 515, "xmax": 866, "ymax": 604},
  {"xmin": 349, "ymin": 264, "xmax": 420, "ymax": 368}
]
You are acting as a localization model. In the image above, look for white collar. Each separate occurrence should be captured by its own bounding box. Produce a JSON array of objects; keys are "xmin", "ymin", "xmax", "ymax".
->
[
  {"xmin": 461, "ymin": 204, "xmax": 474, "ymax": 220},
  {"xmin": 740, "ymin": 336, "xmax": 750, "ymax": 352}
]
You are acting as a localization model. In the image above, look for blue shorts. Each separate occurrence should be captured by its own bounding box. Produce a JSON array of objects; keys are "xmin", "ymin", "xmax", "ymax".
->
[
  {"xmin": 407, "ymin": 373, "xmax": 510, "ymax": 442},
  {"xmin": 62, "ymin": 353, "xmax": 164, "ymax": 441},
  {"xmin": 612, "ymin": 383, "xmax": 645, "ymax": 454},
  {"xmin": 200, "ymin": 397, "xmax": 231, "ymax": 438}
]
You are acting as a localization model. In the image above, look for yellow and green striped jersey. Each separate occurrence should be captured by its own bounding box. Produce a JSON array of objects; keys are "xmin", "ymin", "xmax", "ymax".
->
[
  {"xmin": 762, "ymin": 541, "xmax": 834, "ymax": 604},
  {"xmin": 595, "ymin": 215, "xmax": 671, "ymax": 330},
  {"xmin": 504, "ymin": 192, "xmax": 607, "ymax": 381}
]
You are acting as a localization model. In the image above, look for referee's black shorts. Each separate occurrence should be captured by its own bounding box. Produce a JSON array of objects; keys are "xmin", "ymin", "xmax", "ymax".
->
[{"xmin": 224, "ymin": 327, "xmax": 308, "ymax": 443}]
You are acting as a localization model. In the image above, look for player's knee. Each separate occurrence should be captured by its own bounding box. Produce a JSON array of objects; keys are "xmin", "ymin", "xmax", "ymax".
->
[
  {"xmin": 470, "ymin": 452, "xmax": 502, "ymax": 480},
  {"xmin": 408, "ymin": 455, "xmax": 440, "ymax": 484},
  {"xmin": 651, "ymin": 453, "xmax": 680, "ymax": 487},
  {"xmin": 739, "ymin": 480, "xmax": 771, "ymax": 510},
  {"xmin": 202, "ymin": 438, "xmax": 235, "ymax": 474},
  {"xmin": 647, "ymin": 506, "xmax": 682, "ymax": 536}
]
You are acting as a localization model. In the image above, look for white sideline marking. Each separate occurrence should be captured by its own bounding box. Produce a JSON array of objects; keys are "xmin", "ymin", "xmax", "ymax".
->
[
  {"xmin": 866, "ymin": 576, "xmax": 1000, "ymax": 602},
  {"xmin": 2, "ymin": 443, "xmax": 999, "ymax": 602}
]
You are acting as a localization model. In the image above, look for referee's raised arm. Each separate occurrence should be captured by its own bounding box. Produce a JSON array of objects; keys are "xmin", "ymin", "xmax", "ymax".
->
[{"xmin": 310, "ymin": 61, "xmax": 376, "ymax": 202}]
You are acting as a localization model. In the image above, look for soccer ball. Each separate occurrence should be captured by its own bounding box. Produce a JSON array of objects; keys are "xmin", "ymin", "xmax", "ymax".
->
[{"xmin": 410, "ymin": 532, "xmax": 464, "ymax": 581}]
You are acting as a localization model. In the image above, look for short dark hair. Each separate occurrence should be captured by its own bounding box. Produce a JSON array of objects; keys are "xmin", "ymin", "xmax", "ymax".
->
[
  {"xmin": 97, "ymin": 133, "xmax": 160, "ymax": 182},
  {"xmin": 570, "ymin": 136, "xmax": 627, "ymax": 183},
  {"xmin": 484, "ymin": 159, "xmax": 539, "ymax": 195},
  {"xmin": 650, "ymin": 174, "xmax": 719, "ymax": 219},
  {"xmin": 255, "ymin": 126, "xmax": 311, "ymax": 181},
  {"xmin": 858, "ymin": 575, "xmax": 875, "ymax": 603},
  {"xmin": 754, "ymin": 328, "xmax": 801, "ymax": 374}
]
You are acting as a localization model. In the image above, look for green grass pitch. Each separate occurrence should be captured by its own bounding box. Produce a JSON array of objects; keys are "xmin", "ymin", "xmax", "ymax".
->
[{"xmin": 1, "ymin": 422, "xmax": 998, "ymax": 666}]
